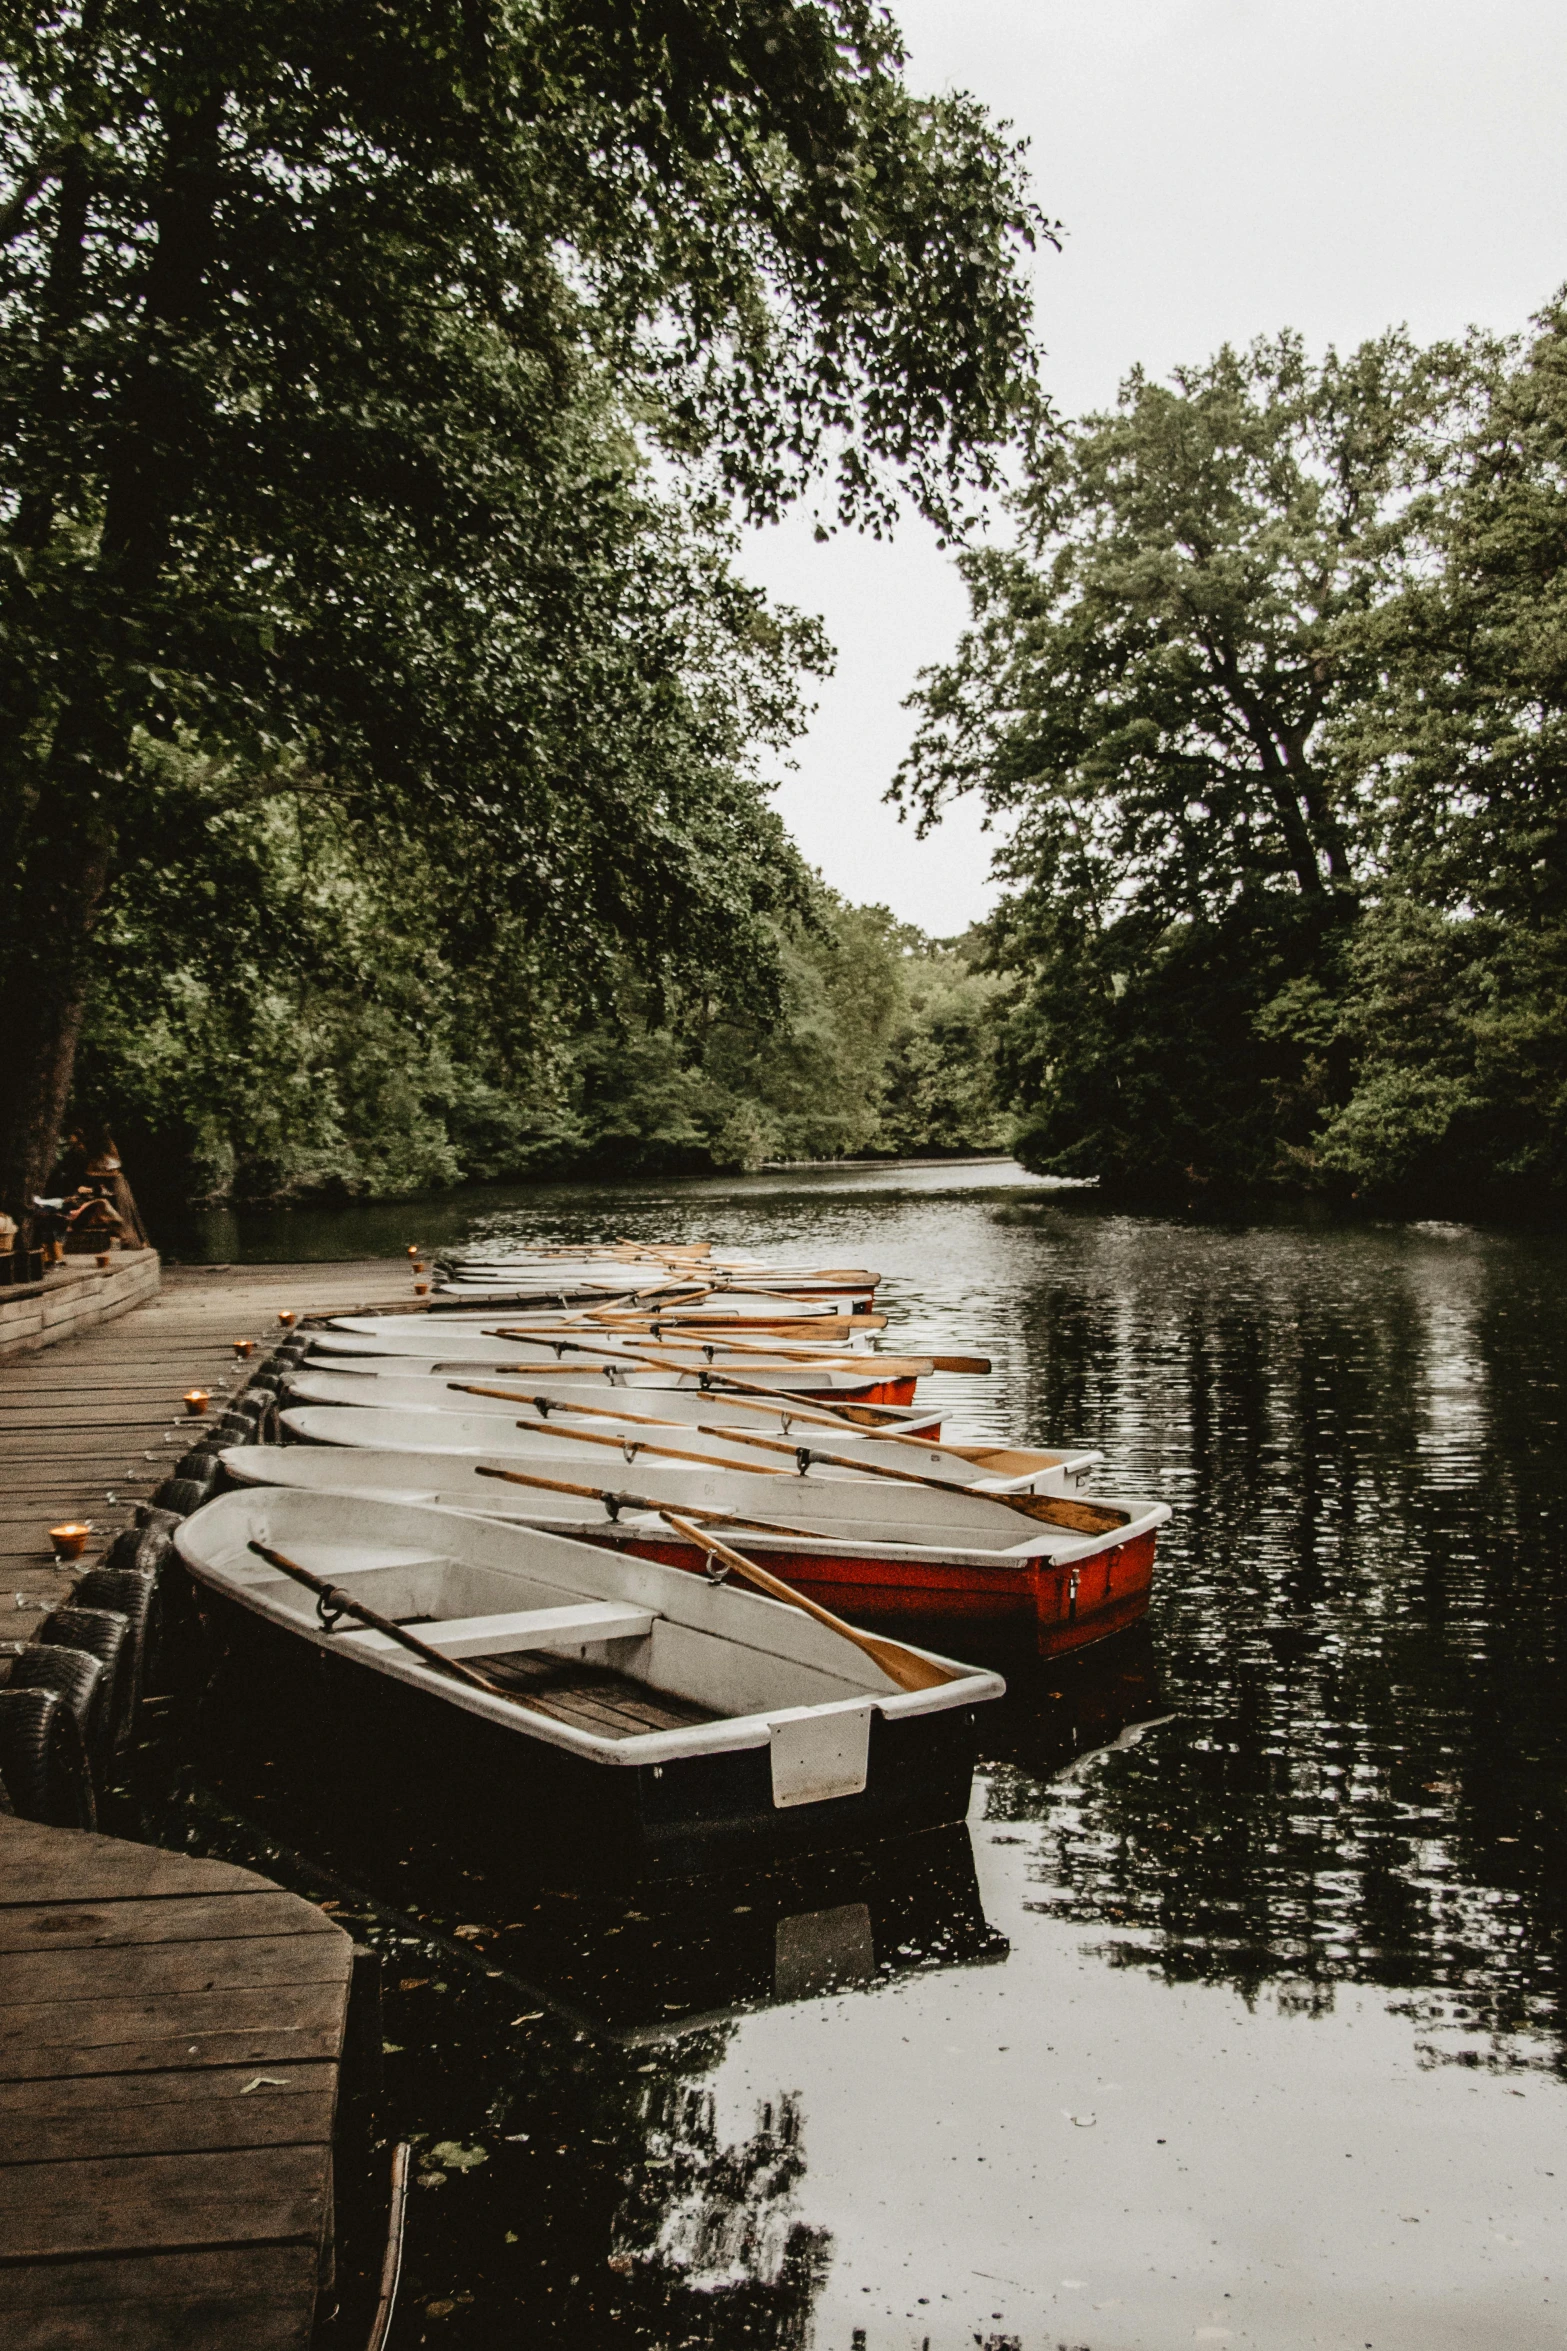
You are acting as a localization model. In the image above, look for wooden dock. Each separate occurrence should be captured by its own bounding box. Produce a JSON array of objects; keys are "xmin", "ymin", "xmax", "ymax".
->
[
  {"xmin": 0, "ymin": 1812, "xmax": 357, "ymax": 2349},
  {"xmin": 0, "ymin": 1259, "xmax": 408, "ymax": 1620}
]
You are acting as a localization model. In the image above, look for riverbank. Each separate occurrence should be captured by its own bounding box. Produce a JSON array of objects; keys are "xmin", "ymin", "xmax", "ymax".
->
[{"xmin": 144, "ymin": 1155, "xmax": 1060, "ymax": 1265}]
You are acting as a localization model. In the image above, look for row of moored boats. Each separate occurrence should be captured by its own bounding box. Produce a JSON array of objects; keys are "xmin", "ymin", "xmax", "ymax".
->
[{"xmin": 0, "ymin": 1239, "xmax": 1168, "ymax": 1881}]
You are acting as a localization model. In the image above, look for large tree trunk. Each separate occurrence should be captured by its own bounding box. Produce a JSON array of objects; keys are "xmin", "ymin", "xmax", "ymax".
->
[
  {"xmin": 0, "ymin": 83, "xmax": 222, "ymax": 1226},
  {"xmin": 0, "ymin": 804, "xmax": 114, "ymax": 1220}
]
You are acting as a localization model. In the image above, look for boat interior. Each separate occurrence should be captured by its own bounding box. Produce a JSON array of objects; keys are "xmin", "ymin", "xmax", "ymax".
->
[{"xmin": 201, "ymin": 1511, "xmax": 911, "ymax": 1738}]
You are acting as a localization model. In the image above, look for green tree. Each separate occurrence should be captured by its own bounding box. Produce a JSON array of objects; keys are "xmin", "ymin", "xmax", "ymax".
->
[
  {"xmin": 1317, "ymin": 303, "xmax": 1567, "ymax": 1202},
  {"xmin": 877, "ymin": 930, "xmax": 1011, "ymax": 1154},
  {"xmin": 77, "ymin": 841, "xmax": 1012, "ymax": 1205},
  {"xmin": 900, "ymin": 332, "xmax": 1429, "ymax": 1197},
  {"xmin": 0, "ymin": 0, "xmax": 1045, "ymax": 1223}
]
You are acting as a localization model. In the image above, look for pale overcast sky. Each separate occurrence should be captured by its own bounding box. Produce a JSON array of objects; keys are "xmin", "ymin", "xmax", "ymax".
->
[{"xmin": 741, "ymin": 0, "xmax": 1567, "ymax": 934}]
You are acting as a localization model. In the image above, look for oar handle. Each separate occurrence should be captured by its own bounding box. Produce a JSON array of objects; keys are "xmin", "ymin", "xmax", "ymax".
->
[
  {"xmin": 247, "ymin": 1541, "xmax": 508, "ymax": 1698},
  {"xmin": 453, "ymin": 1406, "xmax": 793, "ymax": 1479},
  {"xmin": 472, "ymin": 1464, "xmax": 834, "ymax": 1544}
]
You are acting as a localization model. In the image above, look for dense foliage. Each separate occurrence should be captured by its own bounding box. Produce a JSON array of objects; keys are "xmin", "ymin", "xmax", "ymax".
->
[
  {"xmin": 0, "ymin": 0, "xmax": 1044, "ymax": 1222},
  {"xmin": 901, "ymin": 312, "xmax": 1567, "ymax": 1210},
  {"xmin": 72, "ymin": 800, "xmax": 1007, "ymax": 1203}
]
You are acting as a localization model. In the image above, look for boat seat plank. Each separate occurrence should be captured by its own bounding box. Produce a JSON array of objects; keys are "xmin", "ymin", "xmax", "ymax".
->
[
  {"xmin": 335, "ymin": 1599, "xmax": 655, "ymax": 1660},
  {"xmin": 230, "ymin": 1542, "xmax": 452, "ymax": 1585}
]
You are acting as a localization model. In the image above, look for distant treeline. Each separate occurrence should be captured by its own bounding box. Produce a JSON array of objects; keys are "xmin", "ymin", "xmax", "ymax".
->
[
  {"xmin": 899, "ymin": 306, "xmax": 1567, "ymax": 1213},
  {"xmin": 74, "ymin": 815, "xmax": 1008, "ymax": 1206}
]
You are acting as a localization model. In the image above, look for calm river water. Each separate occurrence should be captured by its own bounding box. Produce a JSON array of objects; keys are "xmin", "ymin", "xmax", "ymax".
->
[{"xmin": 147, "ymin": 1163, "xmax": 1566, "ymax": 2349}]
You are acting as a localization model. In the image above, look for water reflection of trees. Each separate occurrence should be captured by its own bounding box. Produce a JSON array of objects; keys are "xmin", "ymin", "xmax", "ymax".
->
[
  {"xmin": 608, "ymin": 2084, "xmax": 830, "ymax": 2347},
  {"xmin": 979, "ymin": 1210, "xmax": 1567, "ymax": 2069}
]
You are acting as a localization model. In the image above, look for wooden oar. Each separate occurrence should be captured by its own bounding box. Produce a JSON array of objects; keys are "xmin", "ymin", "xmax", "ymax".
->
[
  {"xmin": 630, "ymin": 1323, "xmax": 982, "ymax": 1372},
  {"xmin": 469, "ymin": 1383, "xmax": 1040, "ymax": 1490},
  {"xmin": 497, "ymin": 1304, "xmax": 883, "ymax": 1342},
  {"xmin": 459, "ymin": 1381, "xmax": 1077, "ymax": 1512},
  {"xmin": 465, "ymin": 1385, "xmax": 953, "ymax": 1449},
  {"xmin": 248, "ymin": 1540, "xmax": 515, "ymax": 1699},
  {"xmin": 488, "ymin": 1393, "xmax": 691, "ymax": 1431},
  {"xmin": 588, "ymin": 1313, "xmax": 889, "ymax": 1341},
  {"xmin": 438, "ymin": 1355, "xmax": 931, "ymax": 1384},
  {"xmin": 472, "ymin": 1462, "xmax": 843, "ymax": 1544},
  {"xmin": 470, "ymin": 1378, "xmax": 917, "ymax": 1443},
  {"xmin": 692, "ymin": 1426, "xmax": 1130, "ymax": 1536},
  {"xmin": 446, "ymin": 1388, "xmax": 796, "ymax": 1476},
  {"xmin": 480, "ymin": 1330, "xmax": 936, "ymax": 1380},
  {"xmin": 694, "ymin": 1377, "xmax": 1054, "ymax": 1464},
  {"xmin": 658, "ymin": 1513, "xmax": 956, "ymax": 1694},
  {"xmin": 679, "ymin": 1370, "xmax": 927, "ymax": 1429},
  {"xmin": 575, "ymin": 1322, "xmax": 988, "ymax": 1375}
]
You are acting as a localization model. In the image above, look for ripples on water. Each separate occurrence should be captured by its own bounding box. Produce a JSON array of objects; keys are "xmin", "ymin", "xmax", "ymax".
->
[{"xmin": 151, "ymin": 1166, "xmax": 1567, "ymax": 2346}]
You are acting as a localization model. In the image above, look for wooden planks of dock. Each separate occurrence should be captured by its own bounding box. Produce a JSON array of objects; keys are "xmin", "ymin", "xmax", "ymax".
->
[
  {"xmin": 0, "ymin": 1813, "xmax": 356, "ymax": 2349},
  {"xmin": 0, "ymin": 1259, "xmax": 412, "ymax": 1623}
]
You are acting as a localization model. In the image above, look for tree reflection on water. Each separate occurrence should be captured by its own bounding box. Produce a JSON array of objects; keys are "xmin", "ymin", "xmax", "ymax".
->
[
  {"xmin": 608, "ymin": 2084, "xmax": 830, "ymax": 2343},
  {"xmin": 972, "ymin": 1208, "xmax": 1567, "ymax": 2073}
]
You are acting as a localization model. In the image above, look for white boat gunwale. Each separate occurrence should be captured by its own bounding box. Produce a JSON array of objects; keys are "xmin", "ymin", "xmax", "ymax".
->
[
  {"xmin": 273, "ymin": 1368, "xmax": 1099, "ymax": 1491},
  {"xmin": 228, "ymin": 1440, "xmax": 1169, "ymax": 1568},
  {"xmin": 177, "ymin": 1490, "xmax": 1003, "ymax": 1771}
]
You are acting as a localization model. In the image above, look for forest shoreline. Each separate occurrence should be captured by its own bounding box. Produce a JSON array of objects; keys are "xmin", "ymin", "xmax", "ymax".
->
[{"xmin": 143, "ymin": 1157, "xmax": 1563, "ymax": 1274}]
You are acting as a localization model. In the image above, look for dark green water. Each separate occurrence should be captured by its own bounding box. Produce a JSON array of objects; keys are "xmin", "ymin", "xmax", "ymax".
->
[{"xmin": 141, "ymin": 1165, "xmax": 1566, "ymax": 2348}]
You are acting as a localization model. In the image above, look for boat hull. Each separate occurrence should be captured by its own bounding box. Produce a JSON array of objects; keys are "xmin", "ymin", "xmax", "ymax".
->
[
  {"xmin": 603, "ymin": 1529, "xmax": 1159, "ymax": 1659},
  {"xmin": 184, "ymin": 1575, "xmax": 982, "ymax": 1884}
]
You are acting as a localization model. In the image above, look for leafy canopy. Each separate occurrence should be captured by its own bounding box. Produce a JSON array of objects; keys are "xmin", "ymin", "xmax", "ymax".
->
[
  {"xmin": 0, "ymin": 0, "xmax": 1046, "ymax": 1205},
  {"xmin": 901, "ymin": 320, "xmax": 1567, "ymax": 1206}
]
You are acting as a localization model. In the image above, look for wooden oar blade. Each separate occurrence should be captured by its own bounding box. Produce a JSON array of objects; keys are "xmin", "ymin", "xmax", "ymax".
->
[
  {"xmin": 659, "ymin": 1513, "xmax": 959, "ymax": 1695},
  {"xmin": 852, "ymin": 1635, "xmax": 958, "ymax": 1694},
  {"xmin": 1001, "ymin": 1492, "xmax": 1130, "ymax": 1535}
]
